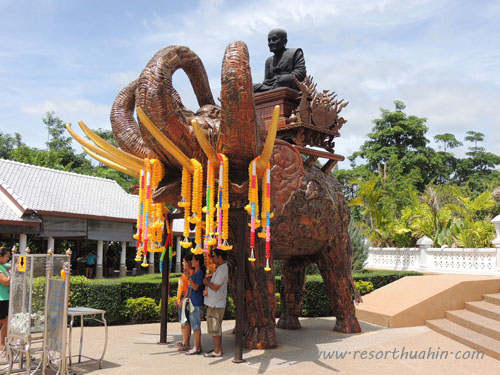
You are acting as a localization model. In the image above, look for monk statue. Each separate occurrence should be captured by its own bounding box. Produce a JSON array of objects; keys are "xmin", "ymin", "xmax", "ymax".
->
[{"xmin": 253, "ymin": 28, "xmax": 306, "ymax": 93}]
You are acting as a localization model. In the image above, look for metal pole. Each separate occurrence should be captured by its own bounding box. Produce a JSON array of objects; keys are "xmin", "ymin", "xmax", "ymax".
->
[
  {"xmin": 159, "ymin": 214, "xmax": 179, "ymax": 344},
  {"xmin": 233, "ymin": 208, "xmax": 246, "ymax": 363}
]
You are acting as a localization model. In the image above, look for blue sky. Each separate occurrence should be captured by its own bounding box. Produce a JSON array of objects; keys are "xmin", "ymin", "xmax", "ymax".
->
[{"xmin": 1, "ymin": 0, "xmax": 499, "ymax": 168}]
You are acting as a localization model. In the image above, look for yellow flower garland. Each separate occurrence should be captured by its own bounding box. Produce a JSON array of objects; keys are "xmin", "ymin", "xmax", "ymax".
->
[
  {"xmin": 190, "ymin": 159, "xmax": 204, "ymax": 254},
  {"xmin": 179, "ymin": 166, "xmax": 193, "ymax": 248}
]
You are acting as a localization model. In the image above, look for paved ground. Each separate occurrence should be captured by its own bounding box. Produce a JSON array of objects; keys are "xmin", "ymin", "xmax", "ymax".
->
[{"xmin": 61, "ymin": 317, "xmax": 499, "ymax": 375}]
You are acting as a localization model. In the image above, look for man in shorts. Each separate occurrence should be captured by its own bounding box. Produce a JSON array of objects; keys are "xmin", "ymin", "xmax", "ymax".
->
[{"xmin": 202, "ymin": 249, "xmax": 228, "ymax": 358}]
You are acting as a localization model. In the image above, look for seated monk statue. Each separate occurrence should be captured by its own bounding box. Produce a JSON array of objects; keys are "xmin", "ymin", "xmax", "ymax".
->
[{"xmin": 253, "ymin": 28, "xmax": 306, "ymax": 93}]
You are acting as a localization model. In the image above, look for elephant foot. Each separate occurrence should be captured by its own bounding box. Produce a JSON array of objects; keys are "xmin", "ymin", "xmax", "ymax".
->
[
  {"xmin": 244, "ymin": 325, "xmax": 278, "ymax": 349},
  {"xmin": 276, "ymin": 314, "xmax": 301, "ymax": 330},
  {"xmin": 334, "ymin": 314, "xmax": 361, "ymax": 333}
]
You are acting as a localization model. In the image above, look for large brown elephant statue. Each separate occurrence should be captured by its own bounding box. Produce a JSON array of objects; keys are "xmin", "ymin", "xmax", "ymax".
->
[{"xmin": 101, "ymin": 41, "xmax": 361, "ymax": 348}]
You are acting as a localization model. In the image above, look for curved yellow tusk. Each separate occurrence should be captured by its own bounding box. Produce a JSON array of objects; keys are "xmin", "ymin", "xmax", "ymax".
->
[
  {"xmin": 256, "ymin": 105, "xmax": 280, "ymax": 177},
  {"xmin": 191, "ymin": 119, "xmax": 219, "ymax": 165},
  {"xmin": 67, "ymin": 124, "xmax": 142, "ymax": 173},
  {"xmin": 78, "ymin": 120, "xmax": 144, "ymax": 169},
  {"xmin": 82, "ymin": 146, "xmax": 140, "ymax": 178},
  {"xmin": 136, "ymin": 107, "xmax": 194, "ymax": 175}
]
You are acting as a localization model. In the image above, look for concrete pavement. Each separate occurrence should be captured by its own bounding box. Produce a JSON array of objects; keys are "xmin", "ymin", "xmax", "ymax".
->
[{"xmin": 66, "ymin": 317, "xmax": 500, "ymax": 375}]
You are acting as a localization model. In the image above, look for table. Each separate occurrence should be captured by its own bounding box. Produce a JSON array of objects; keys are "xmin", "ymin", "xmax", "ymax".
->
[{"xmin": 67, "ymin": 307, "xmax": 108, "ymax": 369}]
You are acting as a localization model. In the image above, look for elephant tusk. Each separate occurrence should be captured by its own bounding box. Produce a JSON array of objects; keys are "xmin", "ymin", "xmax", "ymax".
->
[
  {"xmin": 82, "ymin": 146, "xmax": 140, "ymax": 178},
  {"xmin": 78, "ymin": 120, "xmax": 145, "ymax": 169},
  {"xmin": 136, "ymin": 107, "xmax": 194, "ymax": 175},
  {"xmin": 66, "ymin": 124, "xmax": 142, "ymax": 172},
  {"xmin": 256, "ymin": 105, "xmax": 280, "ymax": 177},
  {"xmin": 191, "ymin": 119, "xmax": 219, "ymax": 166}
]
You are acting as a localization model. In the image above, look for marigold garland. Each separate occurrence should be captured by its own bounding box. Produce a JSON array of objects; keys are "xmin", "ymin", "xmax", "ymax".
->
[
  {"xmin": 245, "ymin": 158, "xmax": 272, "ymax": 271},
  {"xmin": 217, "ymin": 153, "xmax": 232, "ymax": 250},
  {"xmin": 189, "ymin": 159, "xmax": 204, "ymax": 254},
  {"xmin": 179, "ymin": 166, "xmax": 193, "ymax": 248},
  {"xmin": 134, "ymin": 159, "xmax": 166, "ymax": 267}
]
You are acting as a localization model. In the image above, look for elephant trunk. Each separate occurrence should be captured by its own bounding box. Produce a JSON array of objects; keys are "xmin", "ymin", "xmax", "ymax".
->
[
  {"xmin": 218, "ymin": 41, "xmax": 265, "ymax": 178},
  {"xmin": 137, "ymin": 45, "xmax": 215, "ymax": 170},
  {"xmin": 110, "ymin": 79, "xmax": 155, "ymax": 159}
]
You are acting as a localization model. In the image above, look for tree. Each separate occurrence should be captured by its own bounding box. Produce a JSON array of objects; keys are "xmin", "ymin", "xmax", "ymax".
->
[
  {"xmin": 464, "ymin": 130, "xmax": 484, "ymax": 149},
  {"xmin": 350, "ymin": 100, "xmax": 429, "ymax": 170},
  {"xmin": 434, "ymin": 133, "xmax": 463, "ymax": 152}
]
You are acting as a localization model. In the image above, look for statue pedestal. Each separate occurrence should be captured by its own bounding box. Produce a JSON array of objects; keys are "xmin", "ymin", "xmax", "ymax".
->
[
  {"xmin": 253, "ymin": 86, "xmax": 345, "ymax": 174},
  {"xmin": 254, "ymin": 87, "xmax": 300, "ymax": 130}
]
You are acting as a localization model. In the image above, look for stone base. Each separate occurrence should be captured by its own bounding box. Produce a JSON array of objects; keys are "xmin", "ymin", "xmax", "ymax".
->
[
  {"xmin": 120, "ymin": 265, "xmax": 127, "ymax": 278},
  {"xmin": 96, "ymin": 265, "xmax": 103, "ymax": 279}
]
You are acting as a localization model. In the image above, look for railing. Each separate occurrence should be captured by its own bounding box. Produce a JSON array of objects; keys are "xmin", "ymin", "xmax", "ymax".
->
[{"xmin": 365, "ymin": 215, "xmax": 500, "ymax": 276}]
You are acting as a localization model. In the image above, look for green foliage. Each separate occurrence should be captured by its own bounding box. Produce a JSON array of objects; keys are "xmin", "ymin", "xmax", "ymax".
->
[
  {"xmin": 224, "ymin": 296, "xmax": 236, "ymax": 320},
  {"xmin": 349, "ymin": 219, "xmax": 368, "ymax": 271},
  {"xmin": 86, "ymin": 279, "xmax": 124, "ymax": 324},
  {"xmin": 353, "ymin": 280, "xmax": 374, "ymax": 295},
  {"xmin": 62, "ymin": 271, "xmax": 417, "ymax": 323},
  {"xmin": 275, "ymin": 293, "xmax": 282, "ymax": 318},
  {"xmin": 352, "ymin": 270, "xmax": 422, "ymax": 289},
  {"xmin": 124, "ymin": 297, "xmax": 160, "ymax": 322},
  {"xmin": 434, "ymin": 133, "xmax": 463, "ymax": 152}
]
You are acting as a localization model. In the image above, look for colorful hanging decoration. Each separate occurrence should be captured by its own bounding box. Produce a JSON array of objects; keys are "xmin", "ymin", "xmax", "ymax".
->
[
  {"xmin": 178, "ymin": 166, "xmax": 193, "ymax": 249},
  {"xmin": 189, "ymin": 159, "xmax": 204, "ymax": 254},
  {"xmin": 133, "ymin": 158, "xmax": 166, "ymax": 267},
  {"xmin": 245, "ymin": 158, "xmax": 272, "ymax": 271},
  {"xmin": 216, "ymin": 153, "xmax": 232, "ymax": 250}
]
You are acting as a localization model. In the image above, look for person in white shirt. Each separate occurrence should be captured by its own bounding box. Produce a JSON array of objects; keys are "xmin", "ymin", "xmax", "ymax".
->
[{"xmin": 202, "ymin": 249, "xmax": 228, "ymax": 358}]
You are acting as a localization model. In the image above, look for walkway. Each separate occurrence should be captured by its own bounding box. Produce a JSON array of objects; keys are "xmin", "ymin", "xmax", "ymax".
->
[{"xmin": 66, "ymin": 317, "xmax": 499, "ymax": 375}]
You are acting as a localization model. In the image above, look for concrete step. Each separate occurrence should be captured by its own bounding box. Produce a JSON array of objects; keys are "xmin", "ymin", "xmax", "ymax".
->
[
  {"xmin": 484, "ymin": 293, "xmax": 500, "ymax": 306},
  {"xmin": 446, "ymin": 309, "xmax": 500, "ymax": 341},
  {"xmin": 426, "ymin": 318, "xmax": 500, "ymax": 360},
  {"xmin": 466, "ymin": 300, "xmax": 500, "ymax": 321}
]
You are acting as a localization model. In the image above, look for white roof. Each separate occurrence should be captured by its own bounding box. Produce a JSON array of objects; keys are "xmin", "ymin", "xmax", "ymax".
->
[{"xmin": 0, "ymin": 159, "xmax": 138, "ymax": 221}]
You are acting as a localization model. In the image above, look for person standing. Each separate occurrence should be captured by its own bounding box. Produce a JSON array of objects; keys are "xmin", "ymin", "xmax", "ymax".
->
[
  {"xmin": 176, "ymin": 253, "xmax": 194, "ymax": 351},
  {"xmin": 0, "ymin": 247, "xmax": 11, "ymax": 354},
  {"xmin": 85, "ymin": 251, "xmax": 97, "ymax": 278},
  {"xmin": 202, "ymin": 249, "xmax": 228, "ymax": 358},
  {"xmin": 185, "ymin": 254, "xmax": 205, "ymax": 355}
]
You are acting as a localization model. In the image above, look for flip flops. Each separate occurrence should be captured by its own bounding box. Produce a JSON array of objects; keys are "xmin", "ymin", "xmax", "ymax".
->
[
  {"xmin": 204, "ymin": 351, "xmax": 223, "ymax": 358},
  {"xmin": 185, "ymin": 348, "xmax": 202, "ymax": 355}
]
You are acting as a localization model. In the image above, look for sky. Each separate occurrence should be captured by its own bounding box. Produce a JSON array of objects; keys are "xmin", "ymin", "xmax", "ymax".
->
[{"xmin": 1, "ymin": 0, "xmax": 499, "ymax": 169}]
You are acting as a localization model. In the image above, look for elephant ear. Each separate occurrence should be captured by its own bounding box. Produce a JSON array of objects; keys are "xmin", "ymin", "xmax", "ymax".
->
[{"xmin": 270, "ymin": 140, "xmax": 305, "ymax": 216}]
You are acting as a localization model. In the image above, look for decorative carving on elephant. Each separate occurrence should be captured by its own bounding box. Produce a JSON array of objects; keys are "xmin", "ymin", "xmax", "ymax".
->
[{"xmin": 70, "ymin": 41, "xmax": 361, "ymax": 349}]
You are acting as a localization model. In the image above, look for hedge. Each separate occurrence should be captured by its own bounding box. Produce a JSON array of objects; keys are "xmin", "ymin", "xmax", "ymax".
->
[{"xmin": 64, "ymin": 270, "xmax": 421, "ymax": 324}]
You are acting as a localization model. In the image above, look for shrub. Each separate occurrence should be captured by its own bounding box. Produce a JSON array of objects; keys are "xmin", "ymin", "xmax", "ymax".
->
[
  {"xmin": 224, "ymin": 296, "xmax": 236, "ymax": 320},
  {"xmin": 354, "ymin": 280, "xmax": 374, "ymax": 295},
  {"xmin": 158, "ymin": 297, "xmax": 178, "ymax": 322},
  {"xmin": 125, "ymin": 297, "xmax": 160, "ymax": 322},
  {"xmin": 86, "ymin": 279, "xmax": 124, "ymax": 324},
  {"xmin": 352, "ymin": 270, "xmax": 422, "ymax": 289}
]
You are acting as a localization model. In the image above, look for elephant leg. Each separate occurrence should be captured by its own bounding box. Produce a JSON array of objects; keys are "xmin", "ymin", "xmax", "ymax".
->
[
  {"xmin": 317, "ymin": 246, "xmax": 361, "ymax": 333},
  {"xmin": 277, "ymin": 256, "xmax": 312, "ymax": 329},
  {"xmin": 227, "ymin": 219, "xmax": 277, "ymax": 349},
  {"xmin": 242, "ymin": 253, "xmax": 278, "ymax": 349}
]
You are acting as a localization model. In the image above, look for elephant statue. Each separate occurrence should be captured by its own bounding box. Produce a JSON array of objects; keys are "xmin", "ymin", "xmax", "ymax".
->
[{"xmin": 82, "ymin": 41, "xmax": 361, "ymax": 349}]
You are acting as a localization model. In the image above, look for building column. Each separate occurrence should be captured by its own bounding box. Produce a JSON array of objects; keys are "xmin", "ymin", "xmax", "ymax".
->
[
  {"xmin": 175, "ymin": 237, "xmax": 182, "ymax": 273},
  {"xmin": 47, "ymin": 237, "xmax": 55, "ymax": 252},
  {"xmin": 120, "ymin": 241, "xmax": 127, "ymax": 278},
  {"xmin": 96, "ymin": 240, "xmax": 104, "ymax": 279},
  {"xmin": 19, "ymin": 234, "xmax": 27, "ymax": 254},
  {"xmin": 149, "ymin": 252, "xmax": 155, "ymax": 274}
]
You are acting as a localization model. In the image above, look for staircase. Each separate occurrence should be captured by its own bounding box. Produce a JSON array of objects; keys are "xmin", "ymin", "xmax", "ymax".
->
[{"xmin": 427, "ymin": 293, "xmax": 500, "ymax": 360}]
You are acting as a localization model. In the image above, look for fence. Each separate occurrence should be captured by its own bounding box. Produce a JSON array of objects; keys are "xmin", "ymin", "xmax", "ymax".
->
[{"xmin": 365, "ymin": 215, "xmax": 500, "ymax": 276}]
